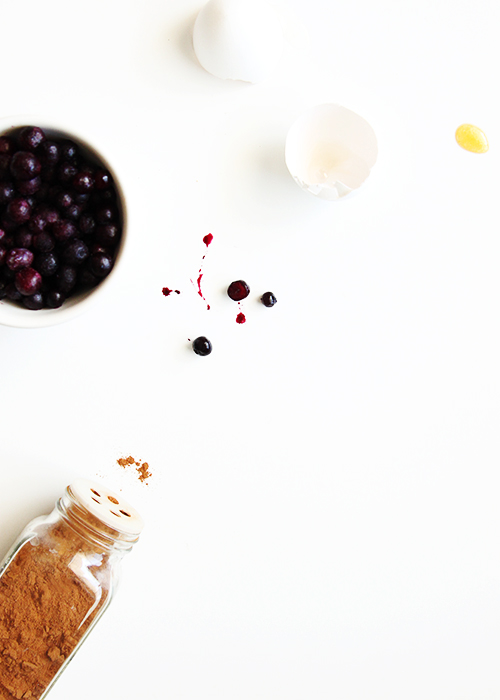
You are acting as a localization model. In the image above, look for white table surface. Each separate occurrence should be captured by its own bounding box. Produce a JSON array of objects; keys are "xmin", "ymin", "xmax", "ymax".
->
[{"xmin": 1, "ymin": 0, "xmax": 500, "ymax": 698}]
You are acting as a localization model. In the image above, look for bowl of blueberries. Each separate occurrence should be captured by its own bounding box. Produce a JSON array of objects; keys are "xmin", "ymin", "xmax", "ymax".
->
[{"xmin": 0, "ymin": 117, "xmax": 127, "ymax": 328}]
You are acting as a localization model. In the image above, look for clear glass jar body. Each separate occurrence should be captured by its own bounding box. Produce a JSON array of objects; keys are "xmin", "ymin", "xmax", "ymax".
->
[{"xmin": 0, "ymin": 485, "xmax": 138, "ymax": 700}]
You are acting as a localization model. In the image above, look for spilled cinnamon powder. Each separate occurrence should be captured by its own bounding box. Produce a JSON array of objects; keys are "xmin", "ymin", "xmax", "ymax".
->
[{"xmin": 117, "ymin": 456, "xmax": 152, "ymax": 484}]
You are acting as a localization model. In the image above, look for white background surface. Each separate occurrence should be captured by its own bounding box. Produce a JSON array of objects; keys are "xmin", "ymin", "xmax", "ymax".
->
[{"xmin": 1, "ymin": 0, "xmax": 500, "ymax": 698}]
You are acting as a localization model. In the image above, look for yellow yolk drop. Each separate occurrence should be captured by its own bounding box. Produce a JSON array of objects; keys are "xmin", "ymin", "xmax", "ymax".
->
[{"xmin": 455, "ymin": 124, "xmax": 489, "ymax": 153}]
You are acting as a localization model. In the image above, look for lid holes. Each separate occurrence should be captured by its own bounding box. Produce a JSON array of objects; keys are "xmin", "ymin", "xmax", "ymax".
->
[
  {"xmin": 119, "ymin": 510, "xmax": 131, "ymax": 517},
  {"xmin": 91, "ymin": 498, "xmax": 100, "ymax": 504},
  {"xmin": 91, "ymin": 489, "xmax": 101, "ymax": 497},
  {"xmin": 108, "ymin": 496, "xmax": 119, "ymax": 504},
  {"xmin": 109, "ymin": 510, "xmax": 121, "ymax": 517}
]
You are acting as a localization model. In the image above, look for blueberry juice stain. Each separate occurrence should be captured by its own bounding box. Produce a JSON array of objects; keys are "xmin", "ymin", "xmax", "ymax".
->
[{"xmin": 191, "ymin": 233, "xmax": 213, "ymax": 310}]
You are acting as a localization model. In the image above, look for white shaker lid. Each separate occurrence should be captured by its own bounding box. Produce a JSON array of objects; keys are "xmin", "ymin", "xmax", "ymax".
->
[{"xmin": 69, "ymin": 478, "xmax": 144, "ymax": 537}]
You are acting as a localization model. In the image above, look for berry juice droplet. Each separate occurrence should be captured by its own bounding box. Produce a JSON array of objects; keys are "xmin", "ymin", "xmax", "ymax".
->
[
  {"xmin": 203, "ymin": 233, "xmax": 213, "ymax": 247},
  {"xmin": 162, "ymin": 288, "xmax": 180, "ymax": 297},
  {"xmin": 236, "ymin": 312, "xmax": 246, "ymax": 324}
]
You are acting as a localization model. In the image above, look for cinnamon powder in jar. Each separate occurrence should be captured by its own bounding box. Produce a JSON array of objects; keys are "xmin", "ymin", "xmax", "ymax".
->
[{"xmin": 0, "ymin": 479, "xmax": 143, "ymax": 700}]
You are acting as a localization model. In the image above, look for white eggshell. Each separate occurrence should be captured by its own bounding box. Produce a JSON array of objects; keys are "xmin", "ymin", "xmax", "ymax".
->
[
  {"xmin": 285, "ymin": 104, "xmax": 378, "ymax": 201},
  {"xmin": 193, "ymin": 0, "xmax": 284, "ymax": 83}
]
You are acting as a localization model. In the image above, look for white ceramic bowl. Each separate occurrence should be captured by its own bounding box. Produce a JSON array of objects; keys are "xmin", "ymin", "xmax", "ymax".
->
[
  {"xmin": 0, "ymin": 116, "xmax": 127, "ymax": 328},
  {"xmin": 285, "ymin": 104, "xmax": 378, "ymax": 201}
]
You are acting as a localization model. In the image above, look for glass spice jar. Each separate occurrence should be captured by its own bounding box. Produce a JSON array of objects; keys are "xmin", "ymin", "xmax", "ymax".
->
[{"xmin": 0, "ymin": 479, "xmax": 144, "ymax": 700}]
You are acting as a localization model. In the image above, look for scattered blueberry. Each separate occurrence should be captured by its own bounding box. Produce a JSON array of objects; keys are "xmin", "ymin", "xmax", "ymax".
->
[
  {"xmin": 192, "ymin": 336, "xmax": 212, "ymax": 356},
  {"xmin": 260, "ymin": 292, "xmax": 277, "ymax": 307},
  {"xmin": 227, "ymin": 280, "xmax": 250, "ymax": 301}
]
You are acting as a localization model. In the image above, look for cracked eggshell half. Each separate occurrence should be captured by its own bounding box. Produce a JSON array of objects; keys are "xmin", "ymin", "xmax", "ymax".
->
[
  {"xmin": 285, "ymin": 104, "xmax": 378, "ymax": 201},
  {"xmin": 193, "ymin": 0, "xmax": 284, "ymax": 83}
]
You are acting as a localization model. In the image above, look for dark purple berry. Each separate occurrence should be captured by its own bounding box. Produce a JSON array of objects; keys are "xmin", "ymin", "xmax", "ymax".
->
[
  {"xmin": 94, "ymin": 169, "xmax": 112, "ymax": 190},
  {"xmin": 65, "ymin": 203, "xmax": 82, "ymax": 221},
  {"xmin": 192, "ymin": 336, "xmax": 212, "ymax": 356},
  {"xmin": 14, "ymin": 267, "xmax": 42, "ymax": 295},
  {"xmin": 38, "ymin": 140, "xmax": 60, "ymax": 166},
  {"xmin": 94, "ymin": 205, "xmax": 117, "ymax": 225},
  {"xmin": 6, "ymin": 248, "xmax": 34, "ymax": 271},
  {"xmin": 15, "ymin": 228, "xmax": 33, "ymax": 248},
  {"xmin": 0, "ymin": 136, "xmax": 14, "ymax": 155},
  {"xmin": 260, "ymin": 292, "xmax": 277, "ymax": 307},
  {"xmin": 23, "ymin": 292, "xmax": 44, "ymax": 310},
  {"xmin": 54, "ymin": 190, "xmax": 73, "ymax": 209},
  {"xmin": 60, "ymin": 140, "xmax": 79, "ymax": 162},
  {"xmin": 0, "ymin": 154, "xmax": 11, "ymax": 177},
  {"xmin": 46, "ymin": 290, "xmax": 65, "ymax": 308},
  {"xmin": 95, "ymin": 224, "xmax": 120, "ymax": 246},
  {"xmin": 227, "ymin": 280, "xmax": 250, "ymax": 301},
  {"xmin": 5, "ymin": 282, "xmax": 22, "ymax": 301},
  {"xmin": 17, "ymin": 176, "xmax": 42, "ymax": 195},
  {"xmin": 73, "ymin": 171, "xmax": 94, "ymax": 193},
  {"xmin": 18, "ymin": 126, "xmax": 45, "ymax": 151},
  {"xmin": 78, "ymin": 267, "xmax": 98, "ymax": 287},
  {"xmin": 34, "ymin": 252, "xmax": 58, "ymax": 276},
  {"xmin": 52, "ymin": 219, "xmax": 77, "ymax": 242},
  {"xmin": 54, "ymin": 265, "xmax": 77, "ymax": 293},
  {"xmin": 89, "ymin": 252, "xmax": 113, "ymax": 278},
  {"xmin": 78, "ymin": 213, "xmax": 95, "ymax": 236},
  {"xmin": 0, "ymin": 214, "xmax": 17, "ymax": 233},
  {"xmin": 62, "ymin": 239, "xmax": 88, "ymax": 266},
  {"xmin": 6, "ymin": 198, "xmax": 31, "ymax": 224},
  {"xmin": 58, "ymin": 162, "xmax": 78, "ymax": 184},
  {"xmin": 10, "ymin": 151, "xmax": 41, "ymax": 180},
  {"xmin": 33, "ymin": 232, "xmax": 55, "ymax": 252},
  {"xmin": 0, "ymin": 181, "xmax": 15, "ymax": 204}
]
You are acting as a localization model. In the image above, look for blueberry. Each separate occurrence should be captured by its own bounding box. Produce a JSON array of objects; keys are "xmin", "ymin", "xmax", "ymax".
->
[
  {"xmin": 89, "ymin": 252, "xmax": 113, "ymax": 277},
  {"xmin": 73, "ymin": 171, "xmax": 94, "ymax": 193},
  {"xmin": 14, "ymin": 267, "xmax": 42, "ymax": 295},
  {"xmin": 15, "ymin": 228, "xmax": 33, "ymax": 248},
  {"xmin": 38, "ymin": 140, "xmax": 60, "ymax": 166},
  {"xmin": 54, "ymin": 265, "xmax": 77, "ymax": 293},
  {"xmin": 6, "ymin": 198, "xmax": 31, "ymax": 224},
  {"xmin": 62, "ymin": 239, "xmax": 88, "ymax": 266},
  {"xmin": 52, "ymin": 219, "xmax": 77, "ymax": 242},
  {"xmin": 10, "ymin": 151, "xmax": 41, "ymax": 180},
  {"xmin": 17, "ymin": 176, "xmax": 42, "ymax": 195},
  {"xmin": 192, "ymin": 336, "xmax": 212, "ymax": 356},
  {"xmin": 260, "ymin": 292, "xmax": 277, "ymax": 307},
  {"xmin": 94, "ymin": 169, "xmax": 112, "ymax": 190},
  {"xmin": 227, "ymin": 280, "xmax": 250, "ymax": 301},
  {"xmin": 46, "ymin": 290, "xmax": 65, "ymax": 308},
  {"xmin": 6, "ymin": 248, "xmax": 34, "ymax": 271},
  {"xmin": 23, "ymin": 292, "xmax": 44, "ymax": 310},
  {"xmin": 18, "ymin": 126, "xmax": 45, "ymax": 151},
  {"xmin": 0, "ymin": 182, "xmax": 15, "ymax": 204},
  {"xmin": 78, "ymin": 213, "xmax": 95, "ymax": 236},
  {"xmin": 95, "ymin": 224, "xmax": 120, "ymax": 246},
  {"xmin": 94, "ymin": 205, "xmax": 117, "ymax": 225},
  {"xmin": 32, "ymin": 232, "xmax": 55, "ymax": 252},
  {"xmin": 34, "ymin": 252, "xmax": 58, "ymax": 276},
  {"xmin": 57, "ymin": 162, "xmax": 78, "ymax": 184},
  {"xmin": 60, "ymin": 140, "xmax": 79, "ymax": 162},
  {"xmin": 0, "ymin": 136, "xmax": 14, "ymax": 155}
]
